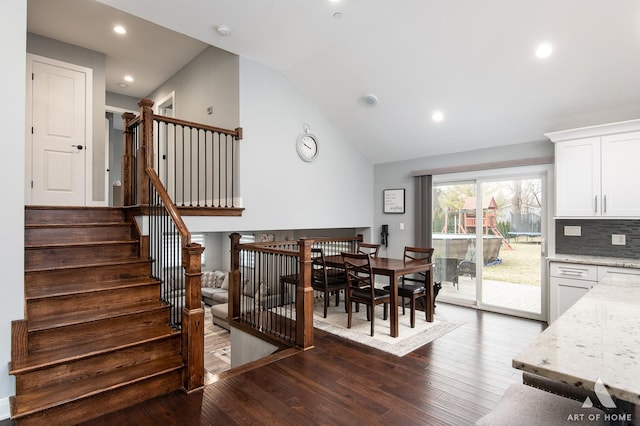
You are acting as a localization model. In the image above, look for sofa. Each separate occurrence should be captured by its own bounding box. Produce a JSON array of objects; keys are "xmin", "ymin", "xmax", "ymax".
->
[
  {"xmin": 202, "ymin": 270, "xmax": 290, "ymax": 330},
  {"xmin": 201, "ymin": 270, "xmax": 230, "ymax": 306}
]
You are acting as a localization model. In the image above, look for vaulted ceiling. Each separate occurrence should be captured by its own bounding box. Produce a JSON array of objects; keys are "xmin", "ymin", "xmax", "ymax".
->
[{"xmin": 28, "ymin": 0, "xmax": 640, "ymax": 163}]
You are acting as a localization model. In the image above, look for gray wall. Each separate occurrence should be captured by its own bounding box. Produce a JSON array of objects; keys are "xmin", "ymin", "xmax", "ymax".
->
[
  {"xmin": 147, "ymin": 46, "xmax": 240, "ymax": 129},
  {"xmin": 106, "ymin": 92, "xmax": 139, "ymax": 112},
  {"xmin": 374, "ymin": 140, "xmax": 554, "ymax": 258},
  {"xmin": 27, "ymin": 33, "xmax": 107, "ymax": 202},
  {"xmin": 1, "ymin": 1, "xmax": 26, "ymax": 417}
]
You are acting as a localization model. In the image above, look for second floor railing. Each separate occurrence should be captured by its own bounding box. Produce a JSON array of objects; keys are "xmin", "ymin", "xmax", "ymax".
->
[{"xmin": 123, "ymin": 99, "xmax": 243, "ymax": 214}]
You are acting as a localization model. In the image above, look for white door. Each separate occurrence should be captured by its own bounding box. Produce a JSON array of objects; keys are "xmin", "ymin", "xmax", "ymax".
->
[{"xmin": 30, "ymin": 59, "xmax": 87, "ymax": 205}]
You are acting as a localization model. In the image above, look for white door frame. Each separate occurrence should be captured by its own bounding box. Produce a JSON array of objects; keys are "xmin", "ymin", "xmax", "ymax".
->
[
  {"xmin": 433, "ymin": 164, "xmax": 552, "ymax": 322},
  {"xmin": 25, "ymin": 54, "xmax": 93, "ymax": 206},
  {"xmin": 105, "ymin": 105, "xmax": 135, "ymax": 206}
]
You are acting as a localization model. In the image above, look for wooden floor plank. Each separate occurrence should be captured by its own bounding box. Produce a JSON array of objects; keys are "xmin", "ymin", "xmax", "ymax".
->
[{"xmin": 75, "ymin": 303, "xmax": 545, "ymax": 425}]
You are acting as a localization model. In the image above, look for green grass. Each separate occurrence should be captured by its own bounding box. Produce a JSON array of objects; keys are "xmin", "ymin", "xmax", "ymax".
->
[{"xmin": 481, "ymin": 241, "xmax": 542, "ymax": 286}]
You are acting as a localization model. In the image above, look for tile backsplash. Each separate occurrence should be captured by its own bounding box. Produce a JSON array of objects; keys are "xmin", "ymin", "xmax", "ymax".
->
[{"xmin": 555, "ymin": 219, "xmax": 640, "ymax": 259}]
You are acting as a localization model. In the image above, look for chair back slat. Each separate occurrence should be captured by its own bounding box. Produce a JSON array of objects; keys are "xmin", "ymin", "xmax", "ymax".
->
[{"xmin": 357, "ymin": 242, "xmax": 380, "ymax": 258}]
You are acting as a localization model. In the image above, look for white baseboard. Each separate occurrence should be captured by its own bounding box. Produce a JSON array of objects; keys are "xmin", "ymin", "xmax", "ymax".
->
[{"xmin": 0, "ymin": 396, "xmax": 10, "ymax": 420}]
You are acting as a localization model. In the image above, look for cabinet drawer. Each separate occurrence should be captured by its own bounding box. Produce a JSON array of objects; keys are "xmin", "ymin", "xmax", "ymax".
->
[
  {"xmin": 597, "ymin": 266, "xmax": 640, "ymax": 282},
  {"xmin": 549, "ymin": 262, "xmax": 597, "ymax": 281}
]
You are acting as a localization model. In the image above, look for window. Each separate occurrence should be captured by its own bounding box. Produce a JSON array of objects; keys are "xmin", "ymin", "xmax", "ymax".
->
[
  {"xmin": 239, "ymin": 234, "xmax": 255, "ymax": 268},
  {"xmin": 162, "ymin": 232, "xmax": 206, "ymax": 268}
]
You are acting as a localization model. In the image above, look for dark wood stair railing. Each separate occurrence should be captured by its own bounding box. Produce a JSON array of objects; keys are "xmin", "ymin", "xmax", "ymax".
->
[
  {"xmin": 127, "ymin": 97, "xmax": 207, "ymax": 392},
  {"xmin": 123, "ymin": 98, "xmax": 244, "ymax": 215},
  {"xmin": 228, "ymin": 235, "xmax": 362, "ymax": 350}
]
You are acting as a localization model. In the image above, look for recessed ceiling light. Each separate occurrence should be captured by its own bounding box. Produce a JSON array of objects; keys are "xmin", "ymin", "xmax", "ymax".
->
[
  {"xmin": 124, "ymin": 75, "xmax": 134, "ymax": 83},
  {"xmin": 113, "ymin": 25, "xmax": 126, "ymax": 35},
  {"xmin": 535, "ymin": 43, "xmax": 553, "ymax": 59},
  {"xmin": 328, "ymin": 0, "xmax": 341, "ymax": 3},
  {"xmin": 216, "ymin": 25, "xmax": 231, "ymax": 36},
  {"xmin": 432, "ymin": 111, "xmax": 444, "ymax": 122},
  {"xmin": 358, "ymin": 94, "xmax": 379, "ymax": 107}
]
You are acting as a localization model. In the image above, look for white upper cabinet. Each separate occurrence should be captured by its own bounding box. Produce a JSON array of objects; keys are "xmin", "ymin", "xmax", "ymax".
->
[
  {"xmin": 546, "ymin": 120, "xmax": 640, "ymax": 218},
  {"xmin": 600, "ymin": 132, "xmax": 640, "ymax": 216}
]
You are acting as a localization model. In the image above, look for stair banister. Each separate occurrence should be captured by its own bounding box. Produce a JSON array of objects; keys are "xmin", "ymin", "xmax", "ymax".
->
[{"xmin": 139, "ymin": 96, "xmax": 204, "ymax": 392}]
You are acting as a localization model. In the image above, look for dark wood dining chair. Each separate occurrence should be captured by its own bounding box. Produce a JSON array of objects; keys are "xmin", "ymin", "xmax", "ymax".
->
[
  {"xmin": 357, "ymin": 242, "xmax": 380, "ymax": 258},
  {"xmin": 384, "ymin": 246, "xmax": 434, "ymax": 328},
  {"xmin": 311, "ymin": 248, "xmax": 349, "ymax": 318},
  {"xmin": 342, "ymin": 252, "xmax": 390, "ymax": 336}
]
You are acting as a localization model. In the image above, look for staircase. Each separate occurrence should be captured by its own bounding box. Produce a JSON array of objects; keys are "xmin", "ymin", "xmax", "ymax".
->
[{"xmin": 10, "ymin": 206, "xmax": 184, "ymax": 425}]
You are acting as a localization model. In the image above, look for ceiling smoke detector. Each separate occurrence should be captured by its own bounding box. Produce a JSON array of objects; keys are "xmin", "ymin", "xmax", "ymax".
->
[
  {"xmin": 216, "ymin": 25, "xmax": 231, "ymax": 36},
  {"xmin": 358, "ymin": 94, "xmax": 379, "ymax": 107}
]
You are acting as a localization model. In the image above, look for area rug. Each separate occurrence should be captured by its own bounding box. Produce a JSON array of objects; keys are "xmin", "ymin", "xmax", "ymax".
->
[{"xmin": 312, "ymin": 302, "xmax": 464, "ymax": 357}]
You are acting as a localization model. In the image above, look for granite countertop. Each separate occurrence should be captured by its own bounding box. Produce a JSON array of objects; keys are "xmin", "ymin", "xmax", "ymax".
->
[
  {"xmin": 547, "ymin": 254, "xmax": 640, "ymax": 269},
  {"xmin": 513, "ymin": 275, "xmax": 640, "ymax": 404}
]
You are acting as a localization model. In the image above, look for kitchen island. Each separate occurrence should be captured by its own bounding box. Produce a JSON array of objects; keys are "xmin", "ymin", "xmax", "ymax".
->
[{"xmin": 513, "ymin": 274, "xmax": 640, "ymax": 422}]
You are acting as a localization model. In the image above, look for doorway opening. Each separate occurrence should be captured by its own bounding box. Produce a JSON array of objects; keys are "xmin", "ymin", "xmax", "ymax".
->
[{"xmin": 432, "ymin": 168, "xmax": 548, "ymax": 320}]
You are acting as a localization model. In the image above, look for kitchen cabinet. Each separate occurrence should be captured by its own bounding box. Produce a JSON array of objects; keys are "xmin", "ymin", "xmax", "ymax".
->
[
  {"xmin": 549, "ymin": 260, "xmax": 640, "ymax": 322},
  {"xmin": 549, "ymin": 262, "xmax": 597, "ymax": 322},
  {"xmin": 546, "ymin": 120, "xmax": 640, "ymax": 218}
]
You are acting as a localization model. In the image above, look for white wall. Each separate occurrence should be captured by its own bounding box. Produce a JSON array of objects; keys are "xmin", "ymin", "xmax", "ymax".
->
[
  {"xmin": 373, "ymin": 140, "xmax": 554, "ymax": 258},
  {"xmin": 0, "ymin": 0, "xmax": 26, "ymax": 419},
  {"xmin": 184, "ymin": 57, "xmax": 374, "ymax": 233}
]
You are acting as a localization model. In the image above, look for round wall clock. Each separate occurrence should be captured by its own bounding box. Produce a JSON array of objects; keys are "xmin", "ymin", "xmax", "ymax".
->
[{"xmin": 296, "ymin": 130, "xmax": 319, "ymax": 162}]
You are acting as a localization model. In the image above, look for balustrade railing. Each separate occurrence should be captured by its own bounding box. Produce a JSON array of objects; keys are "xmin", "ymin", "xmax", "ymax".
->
[
  {"xmin": 229, "ymin": 234, "xmax": 362, "ymax": 348},
  {"xmin": 122, "ymin": 99, "xmax": 213, "ymax": 392},
  {"xmin": 123, "ymin": 99, "xmax": 243, "ymax": 212}
]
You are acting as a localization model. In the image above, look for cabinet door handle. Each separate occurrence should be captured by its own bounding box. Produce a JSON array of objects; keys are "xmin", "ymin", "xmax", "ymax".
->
[
  {"xmin": 603, "ymin": 195, "xmax": 607, "ymax": 213},
  {"xmin": 594, "ymin": 195, "xmax": 598, "ymax": 213},
  {"xmin": 559, "ymin": 269, "xmax": 586, "ymax": 277}
]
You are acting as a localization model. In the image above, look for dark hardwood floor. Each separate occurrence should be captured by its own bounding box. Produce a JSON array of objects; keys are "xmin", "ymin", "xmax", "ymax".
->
[{"xmin": 74, "ymin": 303, "xmax": 545, "ymax": 426}]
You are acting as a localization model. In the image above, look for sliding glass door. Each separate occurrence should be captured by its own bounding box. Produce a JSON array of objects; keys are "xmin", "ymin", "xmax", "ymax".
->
[{"xmin": 432, "ymin": 168, "xmax": 546, "ymax": 319}]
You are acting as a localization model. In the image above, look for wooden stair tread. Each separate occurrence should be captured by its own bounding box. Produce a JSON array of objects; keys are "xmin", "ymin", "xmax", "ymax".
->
[
  {"xmin": 25, "ymin": 240, "xmax": 138, "ymax": 249},
  {"xmin": 26, "ymin": 277, "xmax": 160, "ymax": 299},
  {"xmin": 10, "ymin": 325, "xmax": 180, "ymax": 374},
  {"xmin": 25, "ymin": 258, "xmax": 150, "ymax": 274},
  {"xmin": 28, "ymin": 300, "xmax": 168, "ymax": 332},
  {"xmin": 11, "ymin": 355, "xmax": 184, "ymax": 418},
  {"xmin": 26, "ymin": 222, "xmax": 128, "ymax": 228}
]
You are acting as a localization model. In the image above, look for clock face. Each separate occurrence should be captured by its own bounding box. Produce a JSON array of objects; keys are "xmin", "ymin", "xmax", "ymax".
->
[{"xmin": 296, "ymin": 133, "xmax": 318, "ymax": 162}]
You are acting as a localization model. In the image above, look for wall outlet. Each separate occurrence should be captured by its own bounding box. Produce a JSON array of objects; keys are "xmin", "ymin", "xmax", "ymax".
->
[
  {"xmin": 612, "ymin": 234, "xmax": 626, "ymax": 245},
  {"xmin": 399, "ymin": 223, "xmax": 404, "ymax": 231},
  {"xmin": 564, "ymin": 226, "xmax": 581, "ymax": 236}
]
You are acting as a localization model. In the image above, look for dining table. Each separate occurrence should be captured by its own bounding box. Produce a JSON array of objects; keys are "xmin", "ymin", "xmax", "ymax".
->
[
  {"xmin": 512, "ymin": 274, "xmax": 640, "ymax": 423},
  {"xmin": 323, "ymin": 254, "xmax": 434, "ymax": 338}
]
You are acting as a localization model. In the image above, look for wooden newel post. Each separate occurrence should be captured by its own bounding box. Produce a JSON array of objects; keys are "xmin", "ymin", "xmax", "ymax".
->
[
  {"xmin": 138, "ymin": 98, "xmax": 154, "ymax": 206},
  {"xmin": 296, "ymin": 239, "xmax": 314, "ymax": 349},
  {"xmin": 122, "ymin": 112, "xmax": 136, "ymax": 207},
  {"xmin": 229, "ymin": 233, "xmax": 242, "ymax": 322},
  {"xmin": 181, "ymin": 242, "xmax": 205, "ymax": 392}
]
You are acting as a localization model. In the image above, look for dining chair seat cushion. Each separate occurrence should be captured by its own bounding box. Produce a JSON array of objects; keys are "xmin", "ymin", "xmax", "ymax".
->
[
  {"xmin": 351, "ymin": 287, "xmax": 390, "ymax": 302},
  {"xmin": 386, "ymin": 283, "xmax": 425, "ymax": 296}
]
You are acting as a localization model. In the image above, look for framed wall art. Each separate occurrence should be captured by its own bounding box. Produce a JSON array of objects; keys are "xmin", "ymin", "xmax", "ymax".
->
[{"xmin": 383, "ymin": 188, "xmax": 405, "ymax": 214}]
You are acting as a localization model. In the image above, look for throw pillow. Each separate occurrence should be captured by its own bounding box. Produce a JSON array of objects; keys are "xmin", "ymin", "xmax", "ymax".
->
[
  {"xmin": 220, "ymin": 272, "xmax": 229, "ymax": 290},
  {"xmin": 257, "ymin": 282, "xmax": 269, "ymax": 296},
  {"xmin": 201, "ymin": 271, "xmax": 216, "ymax": 288},
  {"xmin": 243, "ymin": 279, "xmax": 255, "ymax": 297},
  {"xmin": 213, "ymin": 270, "xmax": 227, "ymax": 288}
]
